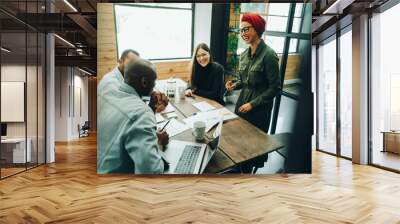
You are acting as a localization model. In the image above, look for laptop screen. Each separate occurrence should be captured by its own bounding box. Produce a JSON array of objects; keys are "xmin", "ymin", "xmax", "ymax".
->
[
  {"xmin": 199, "ymin": 118, "xmax": 223, "ymax": 173},
  {"xmin": 208, "ymin": 118, "xmax": 223, "ymax": 150}
]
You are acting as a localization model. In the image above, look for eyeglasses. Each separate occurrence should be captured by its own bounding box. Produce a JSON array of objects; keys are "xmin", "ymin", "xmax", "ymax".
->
[
  {"xmin": 240, "ymin": 26, "xmax": 253, "ymax": 34},
  {"xmin": 196, "ymin": 53, "xmax": 209, "ymax": 59}
]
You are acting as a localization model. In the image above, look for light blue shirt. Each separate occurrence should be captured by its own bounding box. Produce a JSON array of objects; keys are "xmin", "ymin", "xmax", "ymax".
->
[
  {"xmin": 97, "ymin": 82, "xmax": 164, "ymax": 174},
  {"xmin": 98, "ymin": 67, "xmax": 124, "ymax": 95}
]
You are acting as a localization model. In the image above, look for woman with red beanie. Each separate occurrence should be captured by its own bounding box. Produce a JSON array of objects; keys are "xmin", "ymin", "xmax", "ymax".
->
[{"xmin": 226, "ymin": 13, "xmax": 280, "ymax": 133}]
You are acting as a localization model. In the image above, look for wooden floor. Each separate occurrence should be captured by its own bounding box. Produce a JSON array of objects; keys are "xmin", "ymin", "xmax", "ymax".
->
[
  {"xmin": 372, "ymin": 150, "xmax": 400, "ymax": 171},
  {"xmin": 1, "ymin": 135, "xmax": 400, "ymax": 223}
]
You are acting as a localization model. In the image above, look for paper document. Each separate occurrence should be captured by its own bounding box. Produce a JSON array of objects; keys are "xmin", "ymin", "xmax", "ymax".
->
[
  {"xmin": 165, "ymin": 112, "xmax": 178, "ymax": 119},
  {"xmin": 155, "ymin": 113, "xmax": 166, "ymax": 123},
  {"xmin": 192, "ymin": 101, "xmax": 216, "ymax": 112},
  {"xmin": 160, "ymin": 104, "xmax": 176, "ymax": 114},
  {"xmin": 182, "ymin": 108, "xmax": 237, "ymax": 132},
  {"xmin": 157, "ymin": 118, "xmax": 190, "ymax": 137},
  {"xmin": 213, "ymin": 108, "xmax": 238, "ymax": 121},
  {"xmin": 182, "ymin": 113, "xmax": 221, "ymax": 133}
]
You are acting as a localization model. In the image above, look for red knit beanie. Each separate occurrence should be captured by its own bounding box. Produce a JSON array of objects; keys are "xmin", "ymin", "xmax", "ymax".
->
[{"xmin": 241, "ymin": 13, "xmax": 266, "ymax": 36}]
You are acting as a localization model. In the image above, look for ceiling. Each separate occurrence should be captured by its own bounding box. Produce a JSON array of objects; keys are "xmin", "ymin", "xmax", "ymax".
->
[
  {"xmin": 311, "ymin": 0, "xmax": 390, "ymax": 43},
  {"xmin": 0, "ymin": 0, "xmax": 98, "ymax": 74}
]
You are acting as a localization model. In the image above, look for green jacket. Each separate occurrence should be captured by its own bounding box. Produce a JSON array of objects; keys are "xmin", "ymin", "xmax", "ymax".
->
[{"xmin": 234, "ymin": 40, "xmax": 280, "ymax": 110}]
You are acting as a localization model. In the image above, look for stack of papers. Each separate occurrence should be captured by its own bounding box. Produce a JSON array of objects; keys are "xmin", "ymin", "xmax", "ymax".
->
[
  {"xmin": 160, "ymin": 104, "xmax": 176, "ymax": 114},
  {"xmin": 165, "ymin": 112, "xmax": 178, "ymax": 119},
  {"xmin": 157, "ymin": 118, "xmax": 190, "ymax": 137},
  {"xmin": 182, "ymin": 113, "xmax": 222, "ymax": 133},
  {"xmin": 182, "ymin": 107, "xmax": 238, "ymax": 132},
  {"xmin": 213, "ymin": 108, "xmax": 238, "ymax": 121},
  {"xmin": 192, "ymin": 101, "xmax": 216, "ymax": 112},
  {"xmin": 155, "ymin": 113, "xmax": 166, "ymax": 123}
]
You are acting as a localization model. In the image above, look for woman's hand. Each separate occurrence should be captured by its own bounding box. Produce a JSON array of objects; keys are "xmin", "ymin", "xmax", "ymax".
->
[
  {"xmin": 225, "ymin": 81, "xmax": 236, "ymax": 91},
  {"xmin": 185, "ymin": 89, "xmax": 193, "ymax": 97},
  {"xmin": 238, "ymin": 103, "xmax": 253, "ymax": 113}
]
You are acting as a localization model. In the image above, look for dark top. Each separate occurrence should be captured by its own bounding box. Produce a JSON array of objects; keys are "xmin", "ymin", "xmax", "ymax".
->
[
  {"xmin": 234, "ymin": 40, "xmax": 280, "ymax": 132},
  {"xmin": 188, "ymin": 62, "xmax": 225, "ymax": 105}
]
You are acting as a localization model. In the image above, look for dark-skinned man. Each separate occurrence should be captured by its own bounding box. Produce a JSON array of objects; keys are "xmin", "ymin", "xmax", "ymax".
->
[
  {"xmin": 98, "ymin": 59, "xmax": 169, "ymax": 174},
  {"xmin": 98, "ymin": 49, "xmax": 168, "ymax": 112},
  {"xmin": 98, "ymin": 49, "xmax": 168, "ymax": 157}
]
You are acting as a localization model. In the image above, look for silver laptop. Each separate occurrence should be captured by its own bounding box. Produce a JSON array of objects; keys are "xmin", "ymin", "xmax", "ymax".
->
[{"xmin": 161, "ymin": 118, "xmax": 223, "ymax": 174}]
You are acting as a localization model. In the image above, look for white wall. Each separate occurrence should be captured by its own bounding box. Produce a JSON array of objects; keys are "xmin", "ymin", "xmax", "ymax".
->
[
  {"xmin": 193, "ymin": 3, "xmax": 212, "ymax": 48},
  {"xmin": 55, "ymin": 66, "xmax": 69, "ymax": 141},
  {"xmin": 54, "ymin": 67, "xmax": 89, "ymax": 141}
]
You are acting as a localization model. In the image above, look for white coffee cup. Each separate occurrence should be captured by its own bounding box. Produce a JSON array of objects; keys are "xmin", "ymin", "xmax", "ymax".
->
[{"xmin": 193, "ymin": 121, "xmax": 206, "ymax": 141}]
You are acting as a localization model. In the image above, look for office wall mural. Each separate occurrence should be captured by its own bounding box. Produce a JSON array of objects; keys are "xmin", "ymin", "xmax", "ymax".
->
[{"xmin": 97, "ymin": 2, "xmax": 312, "ymax": 175}]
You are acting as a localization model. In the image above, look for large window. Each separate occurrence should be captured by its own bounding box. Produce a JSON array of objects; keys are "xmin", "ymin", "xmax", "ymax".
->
[
  {"xmin": 114, "ymin": 3, "xmax": 193, "ymax": 60},
  {"xmin": 238, "ymin": 3, "xmax": 304, "ymax": 54},
  {"xmin": 316, "ymin": 27, "xmax": 353, "ymax": 159},
  {"xmin": 339, "ymin": 28, "xmax": 352, "ymax": 158},
  {"xmin": 317, "ymin": 36, "xmax": 337, "ymax": 155},
  {"xmin": 370, "ymin": 2, "xmax": 400, "ymax": 171}
]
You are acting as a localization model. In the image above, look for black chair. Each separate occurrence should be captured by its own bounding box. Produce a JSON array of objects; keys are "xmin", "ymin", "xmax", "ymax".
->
[{"xmin": 78, "ymin": 121, "xmax": 90, "ymax": 138}]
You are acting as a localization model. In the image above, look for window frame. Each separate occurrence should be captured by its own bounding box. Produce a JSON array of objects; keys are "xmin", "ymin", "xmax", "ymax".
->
[
  {"xmin": 113, "ymin": 3, "xmax": 195, "ymax": 61},
  {"xmin": 237, "ymin": 3, "xmax": 305, "ymax": 56},
  {"xmin": 314, "ymin": 24, "xmax": 353, "ymax": 161}
]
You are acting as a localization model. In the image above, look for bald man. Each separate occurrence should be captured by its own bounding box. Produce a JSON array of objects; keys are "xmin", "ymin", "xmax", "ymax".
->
[{"xmin": 97, "ymin": 59, "xmax": 169, "ymax": 174}]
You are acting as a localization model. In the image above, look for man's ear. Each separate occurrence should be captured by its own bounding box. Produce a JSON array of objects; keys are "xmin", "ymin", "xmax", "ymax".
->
[{"xmin": 141, "ymin": 77, "xmax": 147, "ymax": 87}]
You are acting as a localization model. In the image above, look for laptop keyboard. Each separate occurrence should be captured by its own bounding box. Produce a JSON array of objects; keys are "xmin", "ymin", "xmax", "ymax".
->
[{"xmin": 174, "ymin": 145, "xmax": 202, "ymax": 174}]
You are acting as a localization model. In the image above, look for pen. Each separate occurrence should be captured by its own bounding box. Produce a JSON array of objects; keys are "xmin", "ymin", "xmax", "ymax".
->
[{"xmin": 160, "ymin": 119, "xmax": 171, "ymax": 131}]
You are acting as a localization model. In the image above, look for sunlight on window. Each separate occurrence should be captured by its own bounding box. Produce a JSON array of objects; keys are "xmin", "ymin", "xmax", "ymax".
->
[
  {"xmin": 268, "ymin": 3, "xmax": 290, "ymax": 16},
  {"xmin": 237, "ymin": 3, "xmax": 304, "ymax": 55},
  {"xmin": 266, "ymin": 16, "xmax": 288, "ymax": 32}
]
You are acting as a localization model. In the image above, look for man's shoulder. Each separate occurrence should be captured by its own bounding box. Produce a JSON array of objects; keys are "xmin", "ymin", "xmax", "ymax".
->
[
  {"xmin": 98, "ymin": 72, "xmax": 124, "ymax": 94},
  {"xmin": 119, "ymin": 95, "xmax": 153, "ymax": 121}
]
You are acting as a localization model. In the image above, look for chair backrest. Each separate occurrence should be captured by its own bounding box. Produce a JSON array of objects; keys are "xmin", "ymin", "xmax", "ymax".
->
[{"xmin": 82, "ymin": 121, "xmax": 90, "ymax": 129}]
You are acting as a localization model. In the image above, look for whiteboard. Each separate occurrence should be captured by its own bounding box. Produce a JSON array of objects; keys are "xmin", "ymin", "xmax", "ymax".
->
[{"xmin": 1, "ymin": 82, "xmax": 25, "ymax": 122}]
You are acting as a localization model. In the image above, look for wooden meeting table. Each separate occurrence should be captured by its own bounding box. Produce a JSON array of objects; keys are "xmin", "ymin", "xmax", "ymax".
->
[{"xmin": 156, "ymin": 79, "xmax": 284, "ymax": 173}]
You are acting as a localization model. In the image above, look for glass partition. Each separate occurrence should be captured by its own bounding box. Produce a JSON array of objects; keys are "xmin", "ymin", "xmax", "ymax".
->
[
  {"xmin": 0, "ymin": 1, "xmax": 46, "ymax": 179},
  {"xmin": 1, "ymin": 30, "xmax": 28, "ymax": 177}
]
